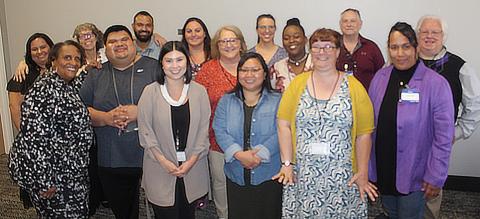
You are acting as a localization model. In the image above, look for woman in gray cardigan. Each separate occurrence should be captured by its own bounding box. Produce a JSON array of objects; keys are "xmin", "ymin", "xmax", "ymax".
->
[{"xmin": 138, "ymin": 41, "xmax": 211, "ymax": 219}]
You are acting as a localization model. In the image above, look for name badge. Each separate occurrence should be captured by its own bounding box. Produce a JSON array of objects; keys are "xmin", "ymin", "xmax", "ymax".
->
[
  {"xmin": 309, "ymin": 142, "xmax": 330, "ymax": 155},
  {"xmin": 400, "ymin": 88, "xmax": 420, "ymax": 103},
  {"xmin": 137, "ymin": 68, "xmax": 144, "ymax": 73},
  {"xmin": 176, "ymin": 151, "xmax": 186, "ymax": 162}
]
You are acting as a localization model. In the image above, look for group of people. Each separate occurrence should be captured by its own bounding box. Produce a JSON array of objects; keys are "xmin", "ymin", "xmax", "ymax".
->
[{"xmin": 6, "ymin": 8, "xmax": 480, "ymax": 219}]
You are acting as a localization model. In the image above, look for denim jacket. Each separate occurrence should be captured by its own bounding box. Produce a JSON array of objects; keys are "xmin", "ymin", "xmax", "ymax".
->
[{"xmin": 213, "ymin": 89, "xmax": 281, "ymax": 186}]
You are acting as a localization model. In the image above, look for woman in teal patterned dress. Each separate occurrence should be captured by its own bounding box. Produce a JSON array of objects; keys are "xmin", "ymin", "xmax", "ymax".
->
[{"xmin": 272, "ymin": 28, "xmax": 378, "ymax": 218}]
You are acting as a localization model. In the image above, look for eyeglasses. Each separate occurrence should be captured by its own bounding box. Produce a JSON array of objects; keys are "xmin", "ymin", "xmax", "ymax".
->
[
  {"xmin": 218, "ymin": 38, "xmax": 239, "ymax": 46},
  {"xmin": 239, "ymin": 68, "xmax": 263, "ymax": 74},
  {"xmin": 311, "ymin": 44, "xmax": 337, "ymax": 53},
  {"xmin": 419, "ymin": 30, "xmax": 443, "ymax": 37},
  {"xmin": 258, "ymin": 25, "xmax": 275, "ymax": 30},
  {"xmin": 79, "ymin": 32, "xmax": 94, "ymax": 40}
]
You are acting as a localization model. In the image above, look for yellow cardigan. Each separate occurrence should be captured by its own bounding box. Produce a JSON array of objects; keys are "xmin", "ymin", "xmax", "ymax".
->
[{"xmin": 277, "ymin": 71, "xmax": 374, "ymax": 173}]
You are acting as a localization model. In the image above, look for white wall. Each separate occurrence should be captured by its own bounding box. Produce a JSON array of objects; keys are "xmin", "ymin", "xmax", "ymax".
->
[{"xmin": 2, "ymin": 0, "xmax": 479, "ymax": 176}]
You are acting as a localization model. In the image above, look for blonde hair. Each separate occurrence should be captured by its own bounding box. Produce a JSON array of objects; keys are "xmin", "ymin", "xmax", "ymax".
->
[{"xmin": 211, "ymin": 25, "xmax": 247, "ymax": 59}]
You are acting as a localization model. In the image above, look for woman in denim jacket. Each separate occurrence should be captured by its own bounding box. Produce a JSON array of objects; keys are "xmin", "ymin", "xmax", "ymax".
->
[{"xmin": 213, "ymin": 52, "xmax": 282, "ymax": 219}]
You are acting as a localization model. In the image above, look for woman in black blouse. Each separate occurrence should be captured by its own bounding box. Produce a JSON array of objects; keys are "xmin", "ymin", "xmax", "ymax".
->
[{"xmin": 9, "ymin": 40, "xmax": 94, "ymax": 218}]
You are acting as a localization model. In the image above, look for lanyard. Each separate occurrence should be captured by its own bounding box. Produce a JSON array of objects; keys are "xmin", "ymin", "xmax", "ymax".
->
[
  {"xmin": 111, "ymin": 62, "xmax": 135, "ymax": 106},
  {"xmin": 310, "ymin": 71, "xmax": 340, "ymax": 117}
]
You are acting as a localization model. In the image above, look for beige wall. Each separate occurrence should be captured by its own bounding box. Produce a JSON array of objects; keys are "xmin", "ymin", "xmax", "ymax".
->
[{"xmin": 1, "ymin": 0, "xmax": 480, "ymax": 175}]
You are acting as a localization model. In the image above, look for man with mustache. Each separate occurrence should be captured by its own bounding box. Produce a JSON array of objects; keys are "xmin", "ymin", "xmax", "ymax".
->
[
  {"xmin": 416, "ymin": 15, "xmax": 480, "ymax": 219},
  {"xmin": 80, "ymin": 25, "xmax": 159, "ymax": 219},
  {"xmin": 336, "ymin": 8, "xmax": 385, "ymax": 90},
  {"xmin": 132, "ymin": 11, "xmax": 163, "ymax": 60}
]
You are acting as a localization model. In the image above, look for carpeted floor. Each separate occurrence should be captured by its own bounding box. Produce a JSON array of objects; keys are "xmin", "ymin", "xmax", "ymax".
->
[{"xmin": 1, "ymin": 154, "xmax": 479, "ymax": 218}]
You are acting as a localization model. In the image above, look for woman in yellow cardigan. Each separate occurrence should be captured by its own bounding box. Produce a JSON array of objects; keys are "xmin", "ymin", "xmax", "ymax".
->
[{"xmin": 272, "ymin": 28, "xmax": 378, "ymax": 218}]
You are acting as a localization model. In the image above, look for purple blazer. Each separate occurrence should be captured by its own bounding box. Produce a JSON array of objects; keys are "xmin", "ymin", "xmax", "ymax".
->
[{"xmin": 368, "ymin": 62, "xmax": 454, "ymax": 194}]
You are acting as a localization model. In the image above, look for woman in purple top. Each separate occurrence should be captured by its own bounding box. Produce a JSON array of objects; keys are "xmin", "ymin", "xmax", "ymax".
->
[{"xmin": 368, "ymin": 22, "xmax": 454, "ymax": 218}]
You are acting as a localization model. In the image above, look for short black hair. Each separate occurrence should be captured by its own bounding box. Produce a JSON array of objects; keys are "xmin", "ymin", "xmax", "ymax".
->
[
  {"xmin": 46, "ymin": 40, "xmax": 86, "ymax": 70},
  {"xmin": 283, "ymin": 18, "xmax": 305, "ymax": 36},
  {"xmin": 25, "ymin": 33, "xmax": 54, "ymax": 71},
  {"xmin": 103, "ymin": 25, "xmax": 133, "ymax": 45},
  {"xmin": 181, "ymin": 17, "xmax": 212, "ymax": 61},
  {"xmin": 230, "ymin": 52, "xmax": 275, "ymax": 100},
  {"xmin": 388, "ymin": 22, "xmax": 418, "ymax": 48},
  {"xmin": 133, "ymin": 11, "xmax": 154, "ymax": 24},
  {"xmin": 157, "ymin": 41, "xmax": 193, "ymax": 85}
]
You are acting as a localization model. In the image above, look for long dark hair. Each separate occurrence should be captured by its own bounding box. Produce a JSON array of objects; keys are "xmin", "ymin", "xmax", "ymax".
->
[
  {"xmin": 231, "ymin": 52, "xmax": 275, "ymax": 100},
  {"xmin": 157, "ymin": 41, "xmax": 193, "ymax": 85},
  {"xmin": 181, "ymin": 17, "xmax": 212, "ymax": 61},
  {"xmin": 25, "ymin": 33, "xmax": 54, "ymax": 72}
]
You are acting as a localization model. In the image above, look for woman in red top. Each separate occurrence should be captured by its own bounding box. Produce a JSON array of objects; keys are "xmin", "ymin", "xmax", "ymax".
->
[{"xmin": 195, "ymin": 25, "xmax": 247, "ymax": 219}]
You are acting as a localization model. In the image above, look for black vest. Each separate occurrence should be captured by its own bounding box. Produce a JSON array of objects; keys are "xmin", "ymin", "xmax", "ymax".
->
[{"xmin": 421, "ymin": 52, "xmax": 465, "ymax": 121}]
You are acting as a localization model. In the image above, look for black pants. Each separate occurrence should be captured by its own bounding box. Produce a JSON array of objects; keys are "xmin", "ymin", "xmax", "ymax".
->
[
  {"xmin": 98, "ymin": 167, "xmax": 142, "ymax": 219},
  {"xmin": 88, "ymin": 140, "xmax": 105, "ymax": 216},
  {"xmin": 150, "ymin": 178, "xmax": 196, "ymax": 219},
  {"xmin": 227, "ymin": 178, "xmax": 282, "ymax": 219}
]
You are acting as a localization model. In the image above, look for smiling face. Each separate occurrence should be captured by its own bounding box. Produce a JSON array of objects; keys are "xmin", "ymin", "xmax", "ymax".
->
[
  {"xmin": 184, "ymin": 20, "xmax": 206, "ymax": 48},
  {"xmin": 218, "ymin": 30, "xmax": 241, "ymax": 60},
  {"xmin": 53, "ymin": 45, "xmax": 82, "ymax": 82},
  {"xmin": 133, "ymin": 14, "xmax": 154, "ymax": 43},
  {"xmin": 418, "ymin": 18, "xmax": 444, "ymax": 57},
  {"xmin": 389, "ymin": 31, "xmax": 417, "ymax": 70},
  {"xmin": 30, "ymin": 37, "xmax": 51, "ymax": 68},
  {"xmin": 310, "ymin": 41, "xmax": 339, "ymax": 71},
  {"xmin": 282, "ymin": 25, "xmax": 307, "ymax": 57},
  {"xmin": 162, "ymin": 50, "xmax": 187, "ymax": 82},
  {"xmin": 78, "ymin": 29, "xmax": 97, "ymax": 51},
  {"xmin": 238, "ymin": 58, "xmax": 265, "ymax": 93},
  {"xmin": 340, "ymin": 10, "xmax": 362, "ymax": 36},
  {"xmin": 105, "ymin": 30, "xmax": 136, "ymax": 65},
  {"xmin": 256, "ymin": 17, "xmax": 276, "ymax": 44}
]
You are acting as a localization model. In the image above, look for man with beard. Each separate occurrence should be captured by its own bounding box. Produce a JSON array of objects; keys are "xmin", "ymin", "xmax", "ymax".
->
[
  {"xmin": 132, "ymin": 11, "xmax": 162, "ymax": 60},
  {"xmin": 416, "ymin": 15, "xmax": 480, "ymax": 219},
  {"xmin": 80, "ymin": 25, "xmax": 158, "ymax": 218}
]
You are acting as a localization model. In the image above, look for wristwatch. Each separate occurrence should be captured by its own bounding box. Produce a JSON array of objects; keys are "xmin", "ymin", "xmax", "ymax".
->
[{"xmin": 282, "ymin": 160, "xmax": 291, "ymax": 167}]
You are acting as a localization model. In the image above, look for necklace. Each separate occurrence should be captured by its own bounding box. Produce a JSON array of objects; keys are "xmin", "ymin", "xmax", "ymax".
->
[
  {"xmin": 288, "ymin": 53, "xmax": 308, "ymax": 66},
  {"xmin": 311, "ymin": 71, "xmax": 340, "ymax": 117},
  {"xmin": 111, "ymin": 62, "xmax": 135, "ymax": 106},
  {"xmin": 160, "ymin": 83, "xmax": 190, "ymax": 106}
]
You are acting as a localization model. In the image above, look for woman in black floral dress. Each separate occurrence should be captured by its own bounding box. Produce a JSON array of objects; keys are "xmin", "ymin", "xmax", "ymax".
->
[{"xmin": 9, "ymin": 40, "xmax": 94, "ymax": 218}]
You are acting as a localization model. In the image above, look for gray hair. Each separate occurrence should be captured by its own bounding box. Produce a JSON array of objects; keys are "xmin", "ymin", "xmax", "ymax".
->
[{"xmin": 416, "ymin": 15, "xmax": 448, "ymax": 43}]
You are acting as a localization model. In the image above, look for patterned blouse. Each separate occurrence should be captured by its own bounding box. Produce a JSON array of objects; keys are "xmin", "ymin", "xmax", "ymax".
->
[
  {"xmin": 195, "ymin": 59, "xmax": 237, "ymax": 153},
  {"xmin": 9, "ymin": 72, "xmax": 94, "ymax": 192}
]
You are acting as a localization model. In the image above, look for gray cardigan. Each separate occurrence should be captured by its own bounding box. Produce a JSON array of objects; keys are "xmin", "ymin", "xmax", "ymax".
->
[{"xmin": 138, "ymin": 81, "xmax": 211, "ymax": 206}]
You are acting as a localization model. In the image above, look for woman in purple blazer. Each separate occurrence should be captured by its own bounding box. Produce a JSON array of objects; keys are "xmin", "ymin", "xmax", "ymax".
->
[{"xmin": 368, "ymin": 22, "xmax": 454, "ymax": 218}]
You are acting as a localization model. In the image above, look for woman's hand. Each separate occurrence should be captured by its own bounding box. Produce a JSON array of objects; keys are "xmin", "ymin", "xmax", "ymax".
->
[
  {"xmin": 174, "ymin": 156, "xmax": 197, "ymax": 178},
  {"xmin": 272, "ymin": 165, "xmax": 294, "ymax": 185},
  {"xmin": 13, "ymin": 60, "xmax": 29, "ymax": 82},
  {"xmin": 422, "ymin": 182, "xmax": 441, "ymax": 200},
  {"xmin": 39, "ymin": 186, "xmax": 57, "ymax": 199},
  {"xmin": 234, "ymin": 149, "xmax": 261, "ymax": 169},
  {"xmin": 158, "ymin": 157, "xmax": 180, "ymax": 176},
  {"xmin": 348, "ymin": 172, "xmax": 378, "ymax": 202}
]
